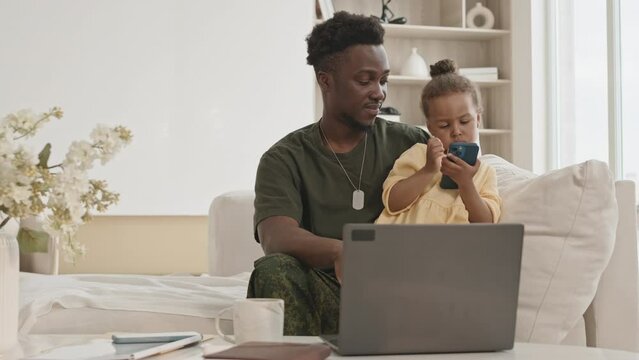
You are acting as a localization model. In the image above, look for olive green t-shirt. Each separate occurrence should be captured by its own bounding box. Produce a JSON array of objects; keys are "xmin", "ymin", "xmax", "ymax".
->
[{"xmin": 254, "ymin": 118, "xmax": 429, "ymax": 241}]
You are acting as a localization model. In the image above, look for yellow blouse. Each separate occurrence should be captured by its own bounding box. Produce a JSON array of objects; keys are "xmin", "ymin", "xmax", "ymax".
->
[{"xmin": 376, "ymin": 143, "xmax": 501, "ymax": 224}]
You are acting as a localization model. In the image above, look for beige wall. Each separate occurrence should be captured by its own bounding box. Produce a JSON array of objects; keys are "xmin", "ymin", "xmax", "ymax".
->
[{"xmin": 59, "ymin": 216, "xmax": 208, "ymax": 275}]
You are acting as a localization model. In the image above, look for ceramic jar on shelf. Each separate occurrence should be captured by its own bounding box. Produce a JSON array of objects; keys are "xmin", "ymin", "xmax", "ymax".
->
[
  {"xmin": 400, "ymin": 48, "xmax": 429, "ymax": 78},
  {"xmin": 467, "ymin": 2, "xmax": 495, "ymax": 29}
]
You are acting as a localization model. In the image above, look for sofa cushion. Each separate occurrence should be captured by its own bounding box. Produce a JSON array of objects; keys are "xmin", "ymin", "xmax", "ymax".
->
[{"xmin": 481, "ymin": 155, "xmax": 617, "ymax": 344}]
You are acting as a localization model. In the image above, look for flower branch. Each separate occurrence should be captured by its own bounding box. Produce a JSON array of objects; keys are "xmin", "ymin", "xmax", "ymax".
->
[{"xmin": 0, "ymin": 106, "xmax": 132, "ymax": 262}]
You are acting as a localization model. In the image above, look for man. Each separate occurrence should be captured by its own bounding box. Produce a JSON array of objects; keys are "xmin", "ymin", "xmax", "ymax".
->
[{"xmin": 247, "ymin": 11, "xmax": 429, "ymax": 335}]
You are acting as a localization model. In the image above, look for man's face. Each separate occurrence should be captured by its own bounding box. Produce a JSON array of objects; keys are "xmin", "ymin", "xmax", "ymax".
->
[{"xmin": 325, "ymin": 44, "xmax": 390, "ymax": 130}]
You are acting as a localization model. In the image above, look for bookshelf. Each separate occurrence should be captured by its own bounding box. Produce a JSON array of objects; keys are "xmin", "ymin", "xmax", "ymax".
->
[{"xmin": 314, "ymin": 0, "xmax": 513, "ymax": 160}]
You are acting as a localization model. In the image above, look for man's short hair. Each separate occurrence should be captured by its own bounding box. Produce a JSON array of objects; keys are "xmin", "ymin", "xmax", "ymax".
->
[{"xmin": 306, "ymin": 11, "xmax": 385, "ymax": 73}]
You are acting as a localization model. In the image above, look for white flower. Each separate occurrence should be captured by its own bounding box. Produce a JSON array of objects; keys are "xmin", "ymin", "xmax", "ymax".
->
[
  {"xmin": 0, "ymin": 130, "xmax": 15, "ymax": 158},
  {"xmin": 0, "ymin": 184, "xmax": 31, "ymax": 209},
  {"xmin": 0, "ymin": 123, "xmax": 13, "ymax": 141},
  {"xmin": 0, "ymin": 191, "xmax": 13, "ymax": 209},
  {"xmin": 91, "ymin": 125, "xmax": 119, "ymax": 164},
  {"xmin": 9, "ymin": 184, "xmax": 31, "ymax": 204},
  {"xmin": 61, "ymin": 238, "xmax": 86, "ymax": 263},
  {"xmin": 49, "ymin": 169, "xmax": 90, "ymax": 212},
  {"xmin": 42, "ymin": 219, "xmax": 62, "ymax": 239},
  {"xmin": 5, "ymin": 109, "xmax": 38, "ymax": 128},
  {"xmin": 57, "ymin": 166, "xmax": 90, "ymax": 192},
  {"xmin": 69, "ymin": 203, "xmax": 85, "ymax": 223},
  {"xmin": 4, "ymin": 109, "xmax": 40, "ymax": 137},
  {"xmin": 13, "ymin": 145, "xmax": 38, "ymax": 180},
  {"xmin": 64, "ymin": 140, "xmax": 97, "ymax": 170},
  {"xmin": 0, "ymin": 158, "xmax": 16, "ymax": 184}
]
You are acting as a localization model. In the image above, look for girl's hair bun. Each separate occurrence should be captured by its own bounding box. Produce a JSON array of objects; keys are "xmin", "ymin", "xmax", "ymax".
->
[{"xmin": 429, "ymin": 59, "xmax": 459, "ymax": 78}]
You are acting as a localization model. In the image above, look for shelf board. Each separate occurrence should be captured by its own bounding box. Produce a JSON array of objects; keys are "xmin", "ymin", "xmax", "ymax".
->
[
  {"xmin": 389, "ymin": 75, "xmax": 510, "ymax": 88},
  {"xmin": 382, "ymin": 24, "xmax": 510, "ymax": 41},
  {"xmin": 417, "ymin": 126, "xmax": 511, "ymax": 136},
  {"xmin": 478, "ymin": 129, "xmax": 512, "ymax": 136},
  {"xmin": 313, "ymin": 21, "xmax": 511, "ymax": 41}
]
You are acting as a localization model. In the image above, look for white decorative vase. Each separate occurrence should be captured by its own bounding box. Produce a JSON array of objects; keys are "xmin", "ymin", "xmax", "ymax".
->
[
  {"xmin": 400, "ymin": 48, "xmax": 429, "ymax": 78},
  {"xmin": 0, "ymin": 217, "xmax": 20, "ymax": 352},
  {"xmin": 466, "ymin": 2, "xmax": 495, "ymax": 29}
]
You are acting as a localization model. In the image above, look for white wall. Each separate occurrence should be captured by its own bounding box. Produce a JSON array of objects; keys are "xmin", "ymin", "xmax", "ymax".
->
[
  {"xmin": 511, "ymin": 0, "xmax": 548, "ymax": 174},
  {"xmin": 0, "ymin": 0, "xmax": 315, "ymax": 215}
]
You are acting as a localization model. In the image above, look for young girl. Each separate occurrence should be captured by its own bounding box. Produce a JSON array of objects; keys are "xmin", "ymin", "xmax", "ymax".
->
[{"xmin": 376, "ymin": 59, "xmax": 501, "ymax": 224}]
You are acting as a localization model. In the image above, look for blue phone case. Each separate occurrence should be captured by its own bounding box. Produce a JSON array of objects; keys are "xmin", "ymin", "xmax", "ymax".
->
[{"xmin": 440, "ymin": 142, "xmax": 479, "ymax": 189}]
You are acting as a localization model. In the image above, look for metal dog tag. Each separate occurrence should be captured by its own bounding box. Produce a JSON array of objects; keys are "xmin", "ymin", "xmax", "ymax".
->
[{"xmin": 352, "ymin": 190, "xmax": 365, "ymax": 210}]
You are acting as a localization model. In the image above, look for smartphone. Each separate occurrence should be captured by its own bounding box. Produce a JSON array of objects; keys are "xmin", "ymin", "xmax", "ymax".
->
[{"xmin": 440, "ymin": 142, "xmax": 479, "ymax": 189}]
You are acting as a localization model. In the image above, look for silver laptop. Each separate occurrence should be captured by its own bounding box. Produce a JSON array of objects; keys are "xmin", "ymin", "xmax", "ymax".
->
[{"xmin": 321, "ymin": 223, "xmax": 524, "ymax": 355}]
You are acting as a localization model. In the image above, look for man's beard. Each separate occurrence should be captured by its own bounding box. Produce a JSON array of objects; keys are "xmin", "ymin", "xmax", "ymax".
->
[{"xmin": 339, "ymin": 113, "xmax": 375, "ymax": 132}]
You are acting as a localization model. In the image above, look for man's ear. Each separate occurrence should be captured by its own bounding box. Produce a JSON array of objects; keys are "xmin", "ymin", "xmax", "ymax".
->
[
  {"xmin": 317, "ymin": 71, "xmax": 332, "ymax": 93},
  {"xmin": 475, "ymin": 113, "xmax": 482, "ymax": 128}
]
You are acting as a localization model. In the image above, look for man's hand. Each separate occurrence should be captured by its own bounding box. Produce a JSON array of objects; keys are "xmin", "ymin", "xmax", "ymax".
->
[{"xmin": 441, "ymin": 155, "xmax": 480, "ymax": 189}]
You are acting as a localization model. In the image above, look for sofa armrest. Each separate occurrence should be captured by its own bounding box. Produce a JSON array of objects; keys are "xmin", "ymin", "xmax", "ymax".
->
[
  {"xmin": 585, "ymin": 180, "xmax": 639, "ymax": 351},
  {"xmin": 208, "ymin": 191, "xmax": 263, "ymax": 276}
]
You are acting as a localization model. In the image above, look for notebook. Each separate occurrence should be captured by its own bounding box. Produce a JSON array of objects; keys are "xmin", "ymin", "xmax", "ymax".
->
[{"xmin": 204, "ymin": 341, "xmax": 331, "ymax": 360}]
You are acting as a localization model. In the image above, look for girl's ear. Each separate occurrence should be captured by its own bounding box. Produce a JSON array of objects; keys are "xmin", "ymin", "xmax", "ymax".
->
[{"xmin": 317, "ymin": 71, "xmax": 332, "ymax": 93}]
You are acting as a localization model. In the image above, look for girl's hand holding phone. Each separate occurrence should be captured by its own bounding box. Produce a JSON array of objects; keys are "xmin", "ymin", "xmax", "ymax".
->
[{"xmin": 441, "ymin": 154, "xmax": 480, "ymax": 188}]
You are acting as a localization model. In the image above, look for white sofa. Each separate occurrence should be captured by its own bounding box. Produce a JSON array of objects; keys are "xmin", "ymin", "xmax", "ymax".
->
[
  {"xmin": 18, "ymin": 159, "xmax": 638, "ymax": 352},
  {"xmin": 208, "ymin": 170, "xmax": 639, "ymax": 351}
]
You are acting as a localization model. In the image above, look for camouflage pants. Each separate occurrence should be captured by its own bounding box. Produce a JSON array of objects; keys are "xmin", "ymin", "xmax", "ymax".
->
[{"xmin": 246, "ymin": 253, "xmax": 340, "ymax": 336}]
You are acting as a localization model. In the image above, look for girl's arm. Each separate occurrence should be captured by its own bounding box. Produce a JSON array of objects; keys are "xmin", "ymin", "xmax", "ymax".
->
[
  {"xmin": 458, "ymin": 180, "xmax": 494, "ymax": 223},
  {"xmin": 387, "ymin": 167, "xmax": 438, "ymax": 212},
  {"xmin": 387, "ymin": 138, "xmax": 446, "ymax": 213}
]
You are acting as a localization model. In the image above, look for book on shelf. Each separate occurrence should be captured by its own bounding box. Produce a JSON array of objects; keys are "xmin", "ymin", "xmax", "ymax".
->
[{"xmin": 460, "ymin": 67, "xmax": 499, "ymax": 81}]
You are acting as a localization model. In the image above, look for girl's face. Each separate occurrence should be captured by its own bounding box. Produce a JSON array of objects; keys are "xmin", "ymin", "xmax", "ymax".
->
[{"xmin": 425, "ymin": 92, "xmax": 480, "ymax": 151}]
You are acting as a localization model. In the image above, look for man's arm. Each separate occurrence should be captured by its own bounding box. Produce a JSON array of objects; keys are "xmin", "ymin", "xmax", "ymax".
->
[{"xmin": 258, "ymin": 216, "xmax": 343, "ymax": 281}]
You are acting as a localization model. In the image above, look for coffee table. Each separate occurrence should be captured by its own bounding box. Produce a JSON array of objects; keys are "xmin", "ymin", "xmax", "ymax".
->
[{"xmin": 3, "ymin": 334, "xmax": 639, "ymax": 359}]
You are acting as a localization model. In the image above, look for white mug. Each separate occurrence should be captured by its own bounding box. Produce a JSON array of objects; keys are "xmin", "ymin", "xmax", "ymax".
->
[{"xmin": 215, "ymin": 298, "xmax": 284, "ymax": 344}]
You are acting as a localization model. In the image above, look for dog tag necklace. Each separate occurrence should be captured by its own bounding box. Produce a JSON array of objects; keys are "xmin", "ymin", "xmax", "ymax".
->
[{"xmin": 319, "ymin": 123, "xmax": 367, "ymax": 210}]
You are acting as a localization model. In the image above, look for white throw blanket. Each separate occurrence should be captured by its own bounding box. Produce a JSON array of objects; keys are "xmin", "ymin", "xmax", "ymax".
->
[{"xmin": 19, "ymin": 272, "xmax": 250, "ymax": 334}]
